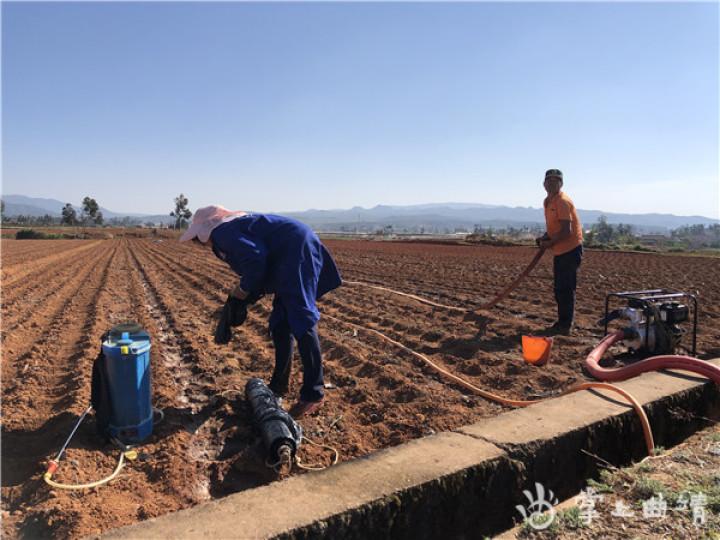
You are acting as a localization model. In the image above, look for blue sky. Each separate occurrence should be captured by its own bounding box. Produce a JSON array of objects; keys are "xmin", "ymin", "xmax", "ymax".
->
[{"xmin": 2, "ymin": 2, "xmax": 718, "ymax": 218}]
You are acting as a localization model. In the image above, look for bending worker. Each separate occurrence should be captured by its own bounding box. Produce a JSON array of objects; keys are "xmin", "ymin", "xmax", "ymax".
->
[
  {"xmin": 536, "ymin": 169, "xmax": 583, "ymax": 335},
  {"xmin": 180, "ymin": 206, "xmax": 342, "ymax": 418}
]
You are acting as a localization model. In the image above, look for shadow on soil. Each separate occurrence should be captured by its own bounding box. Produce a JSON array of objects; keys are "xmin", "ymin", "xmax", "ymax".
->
[{"xmin": 1, "ymin": 412, "xmax": 97, "ymax": 489}]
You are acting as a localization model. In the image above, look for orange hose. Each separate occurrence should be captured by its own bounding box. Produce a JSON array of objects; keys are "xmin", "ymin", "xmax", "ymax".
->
[
  {"xmin": 344, "ymin": 247, "xmax": 546, "ymax": 312},
  {"xmin": 569, "ymin": 382, "xmax": 654, "ymax": 453},
  {"xmin": 342, "ymin": 281, "xmax": 468, "ymax": 312},
  {"xmin": 478, "ymin": 247, "xmax": 546, "ymax": 310},
  {"xmin": 325, "ymin": 313, "xmax": 656, "ymax": 454},
  {"xmin": 586, "ymin": 330, "xmax": 720, "ymax": 384}
]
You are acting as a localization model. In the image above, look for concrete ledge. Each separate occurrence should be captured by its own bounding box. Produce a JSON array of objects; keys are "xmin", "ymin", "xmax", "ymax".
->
[
  {"xmin": 103, "ymin": 360, "xmax": 720, "ymax": 539},
  {"xmin": 459, "ymin": 360, "xmax": 720, "ymax": 504},
  {"xmin": 103, "ymin": 432, "xmax": 514, "ymax": 539}
]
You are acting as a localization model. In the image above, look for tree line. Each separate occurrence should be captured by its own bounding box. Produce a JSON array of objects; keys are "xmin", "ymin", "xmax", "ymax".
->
[
  {"xmin": 584, "ymin": 215, "xmax": 636, "ymax": 245},
  {"xmin": 60, "ymin": 197, "xmax": 103, "ymax": 225},
  {"xmin": 1, "ymin": 194, "xmax": 194, "ymax": 229}
]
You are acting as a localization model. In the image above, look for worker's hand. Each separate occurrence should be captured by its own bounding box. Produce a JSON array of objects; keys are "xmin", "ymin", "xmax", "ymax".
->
[
  {"xmin": 231, "ymin": 283, "xmax": 249, "ymax": 300},
  {"xmin": 538, "ymin": 238, "xmax": 553, "ymax": 249},
  {"xmin": 535, "ymin": 234, "xmax": 549, "ymax": 246}
]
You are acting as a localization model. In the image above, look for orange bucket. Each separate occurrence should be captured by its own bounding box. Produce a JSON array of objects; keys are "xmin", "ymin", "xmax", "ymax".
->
[{"xmin": 521, "ymin": 335, "xmax": 553, "ymax": 366}]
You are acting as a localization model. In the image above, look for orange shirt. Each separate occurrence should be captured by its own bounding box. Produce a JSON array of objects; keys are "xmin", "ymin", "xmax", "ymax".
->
[{"xmin": 544, "ymin": 191, "xmax": 583, "ymax": 256}]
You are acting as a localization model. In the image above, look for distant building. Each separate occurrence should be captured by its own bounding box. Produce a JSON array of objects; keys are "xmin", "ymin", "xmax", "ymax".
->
[{"xmin": 639, "ymin": 234, "xmax": 669, "ymax": 246}]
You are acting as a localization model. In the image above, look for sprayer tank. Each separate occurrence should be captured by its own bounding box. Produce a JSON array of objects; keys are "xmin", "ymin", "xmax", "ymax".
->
[{"xmin": 101, "ymin": 323, "xmax": 153, "ymax": 444}]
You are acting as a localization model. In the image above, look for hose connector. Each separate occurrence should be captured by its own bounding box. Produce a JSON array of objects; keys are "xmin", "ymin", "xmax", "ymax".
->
[{"xmin": 44, "ymin": 460, "xmax": 59, "ymax": 480}]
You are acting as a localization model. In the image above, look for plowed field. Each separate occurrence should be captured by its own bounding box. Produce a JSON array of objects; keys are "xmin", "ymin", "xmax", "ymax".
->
[{"xmin": 2, "ymin": 238, "xmax": 719, "ymax": 537}]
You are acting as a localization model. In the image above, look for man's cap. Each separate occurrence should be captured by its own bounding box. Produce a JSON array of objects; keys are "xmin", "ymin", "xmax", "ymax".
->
[{"xmin": 545, "ymin": 169, "xmax": 563, "ymax": 180}]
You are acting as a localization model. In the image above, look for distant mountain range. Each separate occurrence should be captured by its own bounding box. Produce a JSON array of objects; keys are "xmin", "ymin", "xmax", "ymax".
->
[
  {"xmin": 1, "ymin": 195, "xmax": 176, "ymax": 225},
  {"xmin": 285, "ymin": 203, "xmax": 718, "ymax": 234},
  {"xmin": 2, "ymin": 194, "xmax": 718, "ymax": 233}
]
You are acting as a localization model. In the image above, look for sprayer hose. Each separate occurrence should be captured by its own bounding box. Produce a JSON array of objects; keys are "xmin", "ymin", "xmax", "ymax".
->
[
  {"xmin": 42, "ymin": 407, "xmax": 164, "ymax": 491},
  {"xmin": 295, "ymin": 436, "xmax": 340, "ymax": 471},
  {"xmin": 43, "ymin": 451, "xmax": 128, "ymax": 491}
]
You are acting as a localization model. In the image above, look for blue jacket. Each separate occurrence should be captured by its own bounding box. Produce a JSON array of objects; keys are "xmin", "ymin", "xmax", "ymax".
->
[{"xmin": 210, "ymin": 214, "xmax": 342, "ymax": 338}]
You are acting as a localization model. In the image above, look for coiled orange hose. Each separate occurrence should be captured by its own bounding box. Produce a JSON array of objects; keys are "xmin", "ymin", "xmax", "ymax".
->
[{"xmin": 585, "ymin": 330, "xmax": 720, "ymax": 385}]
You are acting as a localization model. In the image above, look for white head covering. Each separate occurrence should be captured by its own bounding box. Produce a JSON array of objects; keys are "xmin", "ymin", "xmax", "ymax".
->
[{"xmin": 179, "ymin": 205, "xmax": 247, "ymax": 243}]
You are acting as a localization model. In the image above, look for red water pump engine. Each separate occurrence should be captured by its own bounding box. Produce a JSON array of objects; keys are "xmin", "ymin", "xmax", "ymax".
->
[{"xmin": 601, "ymin": 289, "xmax": 698, "ymax": 356}]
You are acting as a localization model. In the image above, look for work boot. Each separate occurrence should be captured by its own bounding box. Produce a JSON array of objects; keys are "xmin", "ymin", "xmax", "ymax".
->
[
  {"xmin": 288, "ymin": 398, "xmax": 324, "ymax": 419},
  {"xmin": 545, "ymin": 322, "xmax": 574, "ymax": 336}
]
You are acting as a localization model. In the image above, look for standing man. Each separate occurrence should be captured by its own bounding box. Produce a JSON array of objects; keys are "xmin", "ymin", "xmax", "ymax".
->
[
  {"xmin": 536, "ymin": 169, "xmax": 583, "ymax": 335},
  {"xmin": 180, "ymin": 206, "xmax": 342, "ymax": 418}
]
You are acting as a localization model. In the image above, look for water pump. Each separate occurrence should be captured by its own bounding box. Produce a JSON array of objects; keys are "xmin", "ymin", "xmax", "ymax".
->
[{"xmin": 600, "ymin": 289, "xmax": 698, "ymax": 356}]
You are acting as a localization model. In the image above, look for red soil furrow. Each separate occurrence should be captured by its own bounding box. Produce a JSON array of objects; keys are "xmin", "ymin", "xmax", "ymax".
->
[
  {"xmin": 118, "ymin": 243, "xmax": 187, "ymax": 410},
  {"xmin": 130, "ymin": 242, "xmax": 276, "ymax": 464},
  {"xmin": 134, "ymin": 242, "xmax": 460, "ymax": 465},
  {"xmin": 132, "ymin": 240, "xmax": 276, "ymax": 367},
  {"xmin": 127, "ymin": 241, "xmax": 291, "ymax": 505},
  {"xmin": 144, "ymin": 239, "xmax": 576, "ymax": 413},
  {"xmin": 1, "ymin": 242, "xmax": 108, "ymax": 334},
  {"xmin": 319, "ymin": 293, "xmax": 536, "ymax": 401},
  {"xmin": 1, "ymin": 241, "xmax": 103, "ymax": 289},
  {"xmin": 127, "ymin": 245, "xmax": 217, "ymax": 408},
  {"xmin": 0, "ymin": 240, "xmax": 87, "ymax": 267},
  {"xmin": 124, "ymin": 243, "xmax": 243, "ymax": 506},
  {"xmin": 334, "ymin": 251, "xmax": 555, "ymax": 310},
  {"xmin": 1, "ymin": 243, "xmax": 117, "ymax": 386},
  {"xmin": 2, "ymin": 241, "xmax": 219, "ymax": 539},
  {"xmin": 333, "ymin": 244, "xmax": 720, "ymax": 354},
  {"xmin": 54, "ymin": 241, "xmax": 148, "ymax": 414},
  {"xmin": 140, "ymin": 241, "xmax": 273, "ymax": 325},
  {"xmin": 137, "ymin": 241, "xmax": 250, "ymax": 305},
  {"xmin": 138, "ymin": 241, "xmax": 448, "ymax": 407},
  {"xmin": 2, "ymin": 242, "xmax": 120, "ymax": 431}
]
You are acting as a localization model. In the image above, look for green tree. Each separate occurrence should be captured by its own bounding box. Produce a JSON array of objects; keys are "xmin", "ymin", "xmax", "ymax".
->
[
  {"xmin": 81, "ymin": 197, "xmax": 103, "ymax": 225},
  {"xmin": 62, "ymin": 203, "xmax": 78, "ymax": 225},
  {"xmin": 593, "ymin": 215, "xmax": 615, "ymax": 244},
  {"xmin": 170, "ymin": 194, "xmax": 192, "ymax": 229},
  {"xmin": 39, "ymin": 214, "xmax": 54, "ymax": 226},
  {"xmin": 615, "ymin": 223, "xmax": 634, "ymax": 243},
  {"xmin": 1, "ymin": 199, "xmax": 5, "ymax": 221}
]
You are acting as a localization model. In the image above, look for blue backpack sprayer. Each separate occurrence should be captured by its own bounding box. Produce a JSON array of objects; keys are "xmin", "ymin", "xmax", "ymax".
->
[
  {"xmin": 44, "ymin": 322, "xmax": 159, "ymax": 490},
  {"xmin": 43, "ymin": 318, "xmax": 335, "ymax": 488}
]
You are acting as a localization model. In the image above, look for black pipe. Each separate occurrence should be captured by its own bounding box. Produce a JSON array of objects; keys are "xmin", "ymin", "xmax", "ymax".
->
[{"xmin": 245, "ymin": 378, "xmax": 302, "ymax": 463}]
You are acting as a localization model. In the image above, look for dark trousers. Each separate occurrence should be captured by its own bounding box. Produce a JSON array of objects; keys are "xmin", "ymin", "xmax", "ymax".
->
[
  {"xmin": 269, "ymin": 321, "xmax": 324, "ymax": 402},
  {"xmin": 553, "ymin": 245, "xmax": 583, "ymax": 326}
]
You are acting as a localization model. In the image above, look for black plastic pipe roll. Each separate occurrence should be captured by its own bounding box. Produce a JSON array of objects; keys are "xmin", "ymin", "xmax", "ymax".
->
[{"xmin": 245, "ymin": 378, "xmax": 302, "ymax": 462}]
